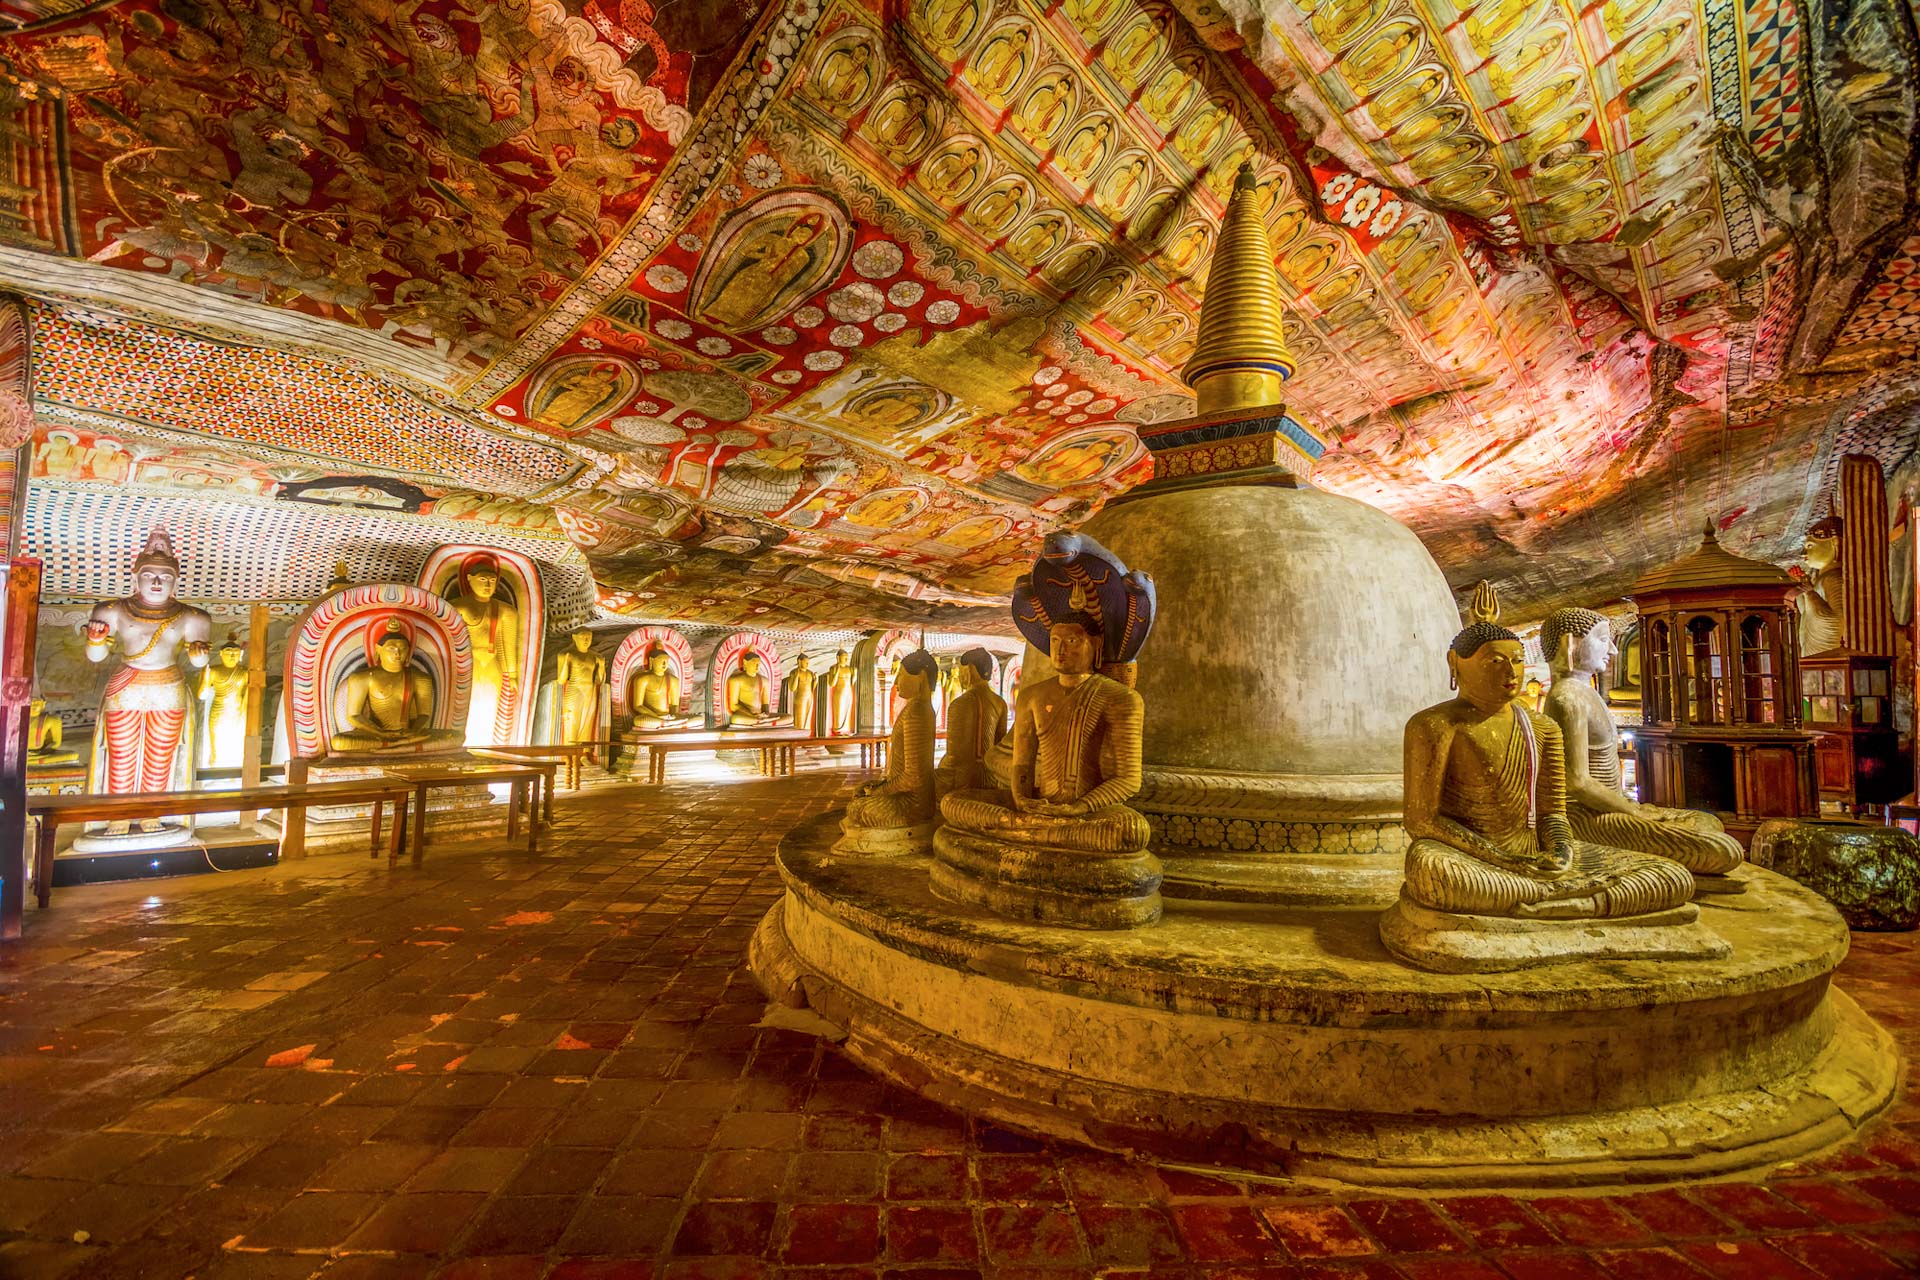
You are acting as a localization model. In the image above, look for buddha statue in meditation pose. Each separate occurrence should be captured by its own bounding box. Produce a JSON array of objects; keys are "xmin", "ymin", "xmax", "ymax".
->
[
  {"xmin": 1541, "ymin": 607, "xmax": 1746, "ymax": 893},
  {"xmin": 630, "ymin": 649, "xmax": 693, "ymax": 730},
  {"xmin": 936, "ymin": 647, "xmax": 1007, "ymax": 795},
  {"xmin": 933, "ymin": 613, "xmax": 1160, "ymax": 928},
  {"xmin": 27, "ymin": 699, "xmax": 76, "ymax": 765},
  {"xmin": 331, "ymin": 620, "xmax": 465, "ymax": 754},
  {"xmin": 725, "ymin": 652, "xmax": 783, "ymax": 728},
  {"xmin": 1380, "ymin": 585, "xmax": 1728, "ymax": 972},
  {"xmin": 835, "ymin": 650, "xmax": 939, "ymax": 855}
]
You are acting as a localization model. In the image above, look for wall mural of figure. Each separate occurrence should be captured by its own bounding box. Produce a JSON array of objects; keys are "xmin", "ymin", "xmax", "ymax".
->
[
  {"xmin": 689, "ymin": 192, "xmax": 853, "ymax": 333},
  {"xmin": 526, "ymin": 354, "xmax": 641, "ymax": 431}
]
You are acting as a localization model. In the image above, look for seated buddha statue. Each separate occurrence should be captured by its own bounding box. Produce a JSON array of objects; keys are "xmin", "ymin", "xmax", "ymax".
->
[
  {"xmin": 724, "ymin": 652, "xmax": 783, "ymax": 729},
  {"xmin": 835, "ymin": 650, "xmax": 939, "ymax": 855},
  {"xmin": 27, "ymin": 698, "xmax": 77, "ymax": 765},
  {"xmin": 936, "ymin": 647, "xmax": 1007, "ymax": 795},
  {"xmin": 1540, "ymin": 607, "xmax": 1746, "ymax": 893},
  {"xmin": 630, "ymin": 649, "xmax": 693, "ymax": 730},
  {"xmin": 1380, "ymin": 587, "xmax": 1728, "ymax": 972},
  {"xmin": 933, "ymin": 614, "xmax": 1161, "ymax": 929},
  {"xmin": 330, "ymin": 621, "xmax": 466, "ymax": 754}
]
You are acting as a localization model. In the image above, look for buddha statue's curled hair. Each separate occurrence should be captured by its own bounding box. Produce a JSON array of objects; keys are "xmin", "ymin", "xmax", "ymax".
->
[{"xmin": 1540, "ymin": 607, "xmax": 1607, "ymax": 667}]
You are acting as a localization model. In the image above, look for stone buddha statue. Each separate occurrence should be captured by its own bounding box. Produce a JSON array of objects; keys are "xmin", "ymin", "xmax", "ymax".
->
[
  {"xmin": 1541, "ymin": 607, "xmax": 1746, "ymax": 893},
  {"xmin": 84, "ymin": 528, "xmax": 212, "ymax": 835},
  {"xmin": 554, "ymin": 628, "xmax": 606, "ymax": 746},
  {"xmin": 331, "ymin": 620, "xmax": 465, "ymax": 753},
  {"xmin": 449, "ymin": 556, "xmax": 520, "ymax": 746},
  {"xmin": 725, "ymin": 652, "xmax": 783, "ymax": 728},
  {"xmin": 198, "ymin": 633, "xmax": 249, "ymax": 769},
  {"xmin": 826, "ymin": 649, "xmax": 855, "ymax": 735},
  {"xmin": 790, "ymin": 653, "xmax": 817, "ymax": 732},
  {"xmin": 936, "ymin": 647, "xmax": 1007, "ymax": 795},
  {"xmin": 1380, "ymin": 585, "xmax": 1729, "ymax": 971},
  {"xmin": 27, "ymin": 698, "xmax": 77, "ymax": 766},
  {"xmin": 933, "ymin": 613, "xmax": 1160, "ymax": 928},
  {"xmin": 835, "ymin": 649, "xmax": 939, "ymax": 855},
  {"xmin": 630, "ymin": 649, "xmax": 693, "ymax": 730}
]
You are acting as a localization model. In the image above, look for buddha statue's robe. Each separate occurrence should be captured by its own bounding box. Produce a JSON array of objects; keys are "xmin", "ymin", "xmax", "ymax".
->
[
  {"xmin": 330, "ymin": 663, "xmax": 464, "ymax": 754},
  {"xmin": 935, "ymin": 683, "xmax": 1007, "ymax": 795},
  {"xmin": 826, "ymin": 659, "xmax": 855, "ymax": 734},
  {"xmin": 790, "ymin": 664, "xmax": 817, "ymax": 733},
  {"xmin": 1401, "ymin": 701, "xmax": 1694, "ymax": 920},
  {"xmin": 199, "ymin": 660, "xmax": 249, "ymax": 769},
  {"xmin": 554, "ymin": 647, "xmax": 605, "ymax": 746},
  {"xmin": 725, "ymin": 669, "xmax": 782, "ymax": 728},
  {"xmin": 452, "ymin": 593, "xmax": 518, "ymax": 745},
  {"xmin": 1545, "ymin": 675, "xmax": 1745, "ymax": 884},
  {"xmin": 935, "ymin": 672, "xmax": 1160, "ymax": 927},
  {"xmin": 835, "ymin": 693, "xmax": 937, "ymax": 854},
  {"xmin": 630, "ymin": 666, "xmax": 692, "ymax": 729}
]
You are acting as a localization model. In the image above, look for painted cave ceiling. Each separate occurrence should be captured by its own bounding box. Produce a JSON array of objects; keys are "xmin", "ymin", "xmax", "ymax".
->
[{"xmin": 0, "ymin": 0, "xmax": 1916, "ymax": 631}]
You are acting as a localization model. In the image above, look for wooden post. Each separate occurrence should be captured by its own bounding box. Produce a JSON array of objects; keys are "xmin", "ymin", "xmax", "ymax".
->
[
  {"xmin": 241, "ymin": 603, "xmax": 269, "ymax": 788},
  {"xmin": 1, "ymin": 558, "xmax": 41, "ymax": 941}
]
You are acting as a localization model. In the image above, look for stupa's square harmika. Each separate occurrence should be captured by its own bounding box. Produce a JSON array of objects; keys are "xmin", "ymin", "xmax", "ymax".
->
[{"xmin": 1, "ymin": 0, "xmax": 1919, "ymax": 1275}]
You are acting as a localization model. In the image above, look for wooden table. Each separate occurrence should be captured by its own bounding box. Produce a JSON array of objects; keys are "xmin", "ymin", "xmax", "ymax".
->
[
  {"xmin": 470, "ymin": 750, "xmax": 562, "ymax": 822},
  {"xmin": 27, "ymin": 778, "xmax": 416, "ymax": 908},
  {"xmin": 282, "ymin": 748, "xmax": 476, "ymax": 860},
  {"xmin": 471, "ymin": 744, "xmax": 593, "ymax": 793},
  {"xmin": 382, "ymin": 763, "xmax": 547, "ymax": 864},
  {"xmin": 760, "ymin": 734, "xmax": 892, "ymax": 778}
]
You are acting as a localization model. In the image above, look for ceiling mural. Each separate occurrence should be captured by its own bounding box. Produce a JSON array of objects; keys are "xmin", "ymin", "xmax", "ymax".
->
[{"xmin": 0, "ymin": 0, "xmax": 1915, "ymax": 630}]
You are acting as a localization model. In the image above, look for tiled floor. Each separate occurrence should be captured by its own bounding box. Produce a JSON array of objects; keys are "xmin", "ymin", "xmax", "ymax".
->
[{"xmin": 1, "ymin": 773, "xmax": 1916, "ymax": 1280}]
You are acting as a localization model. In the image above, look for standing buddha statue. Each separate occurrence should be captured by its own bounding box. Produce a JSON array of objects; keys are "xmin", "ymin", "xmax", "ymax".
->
[
  {"xmin": 725, "ymin": 652, "xmax": 783, "ymax": 728},
  {"xmin": 84, "ymin": 529, "xmax": 212, "ymax": 836},
  {"xmin": 936, "ymin": 648, "xmax": 1007, "ymax": 794},
  {"xmin": 1379, "ymin": 584, "xmax": 1729, "ymax": 972},
  {"xmin": 554, "ymin": 628, "xmax": 606, "ymax": 746},
  {"xmin": 449, "ymin": 556, "xmax": 520, "ymax": 745},
  {"xmin": 790, "ymin": 653, "xmax": 817, "ymax": 733},
  {"xmin": 198, "ymin": 632, "xmax": 249, "ymax": 769},
  {"xmin": 1540, "ymin": 607, "xmax": 1745, "ymax": 892},
  {"xmin": 836, "ymin": 650, "xmax": 939, "ymax": 854},
  {"xmin": 826, "ymin": 649, "xmax": 855, "ymax": 735},
  {"xmin": 331, "ymin": 618, "xmax": 466, "ymax": 753},
  {"xmin": 630, "ymin": 649, "xmax": 693, "ymax": 729}
]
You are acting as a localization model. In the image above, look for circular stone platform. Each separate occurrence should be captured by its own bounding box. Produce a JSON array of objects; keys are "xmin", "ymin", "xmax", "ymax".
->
[{"xmin": 751, "ymin": 810, "xmax": 1899, "ymax": 1189}]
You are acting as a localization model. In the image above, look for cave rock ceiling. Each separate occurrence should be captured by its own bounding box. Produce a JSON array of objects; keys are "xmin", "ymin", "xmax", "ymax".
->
[{"xmin": 0, "ymin": 0, "xmax": 1916, "ymax": 629}]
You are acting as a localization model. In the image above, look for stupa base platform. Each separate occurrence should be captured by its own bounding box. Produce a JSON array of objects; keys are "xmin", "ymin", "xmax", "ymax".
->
[{"xmin": 751, "ymin": 809, "xmax": 1898, "ymax": 1189}]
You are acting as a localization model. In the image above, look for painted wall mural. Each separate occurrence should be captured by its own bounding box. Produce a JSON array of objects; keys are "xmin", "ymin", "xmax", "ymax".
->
[{"xmin": 0, "ymin": 0, "xmax": 1915, "ymax": 631}]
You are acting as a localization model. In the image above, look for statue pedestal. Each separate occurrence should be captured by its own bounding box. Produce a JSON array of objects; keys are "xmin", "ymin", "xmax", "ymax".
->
[
  {"xmin": 1377, "ymin": 895, "xmax": 1732, "ymax": 973},
  {"xmin": 69, "ymin": 822, "xmax": 194, "ymax": 854},
  {"xmin": 753, "ymin": 809, "xmax": 1895, "ymax": 1188},
  {"xmin": 833, "ymin": 819, "xmax": 935, "ymax": 857}
]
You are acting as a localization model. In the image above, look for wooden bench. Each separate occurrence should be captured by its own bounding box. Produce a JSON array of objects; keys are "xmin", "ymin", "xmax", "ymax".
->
[
  {"xmin": 471, "ymin": 745, "xmax": 579, "ymax": 806},
  {"xmin": 760, "ymin": 734, "xmax": 892, "ymax": 778},
  {"xmin": 381, "ymin": 763, "xmax": 548, "ymax": 864},
  {"xmin": 26, "ymin": 778, "xmax": 417, "ymax": 909}
]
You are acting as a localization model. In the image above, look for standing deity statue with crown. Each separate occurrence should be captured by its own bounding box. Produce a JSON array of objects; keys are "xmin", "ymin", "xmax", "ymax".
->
[{"xmin": 81, "ymin": 529, "xmax": 213, "ymax": 840}]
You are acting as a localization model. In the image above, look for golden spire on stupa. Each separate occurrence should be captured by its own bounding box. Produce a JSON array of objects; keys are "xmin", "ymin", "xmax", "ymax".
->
[{"xmin": 1183, "ymin": 163, "xmax": 1295, "ymax": 419}]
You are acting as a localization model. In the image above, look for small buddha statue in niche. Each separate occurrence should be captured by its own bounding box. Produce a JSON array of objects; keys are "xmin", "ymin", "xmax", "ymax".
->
[
  {"xmin": 826, "ymin": 649, "xmax": 855, "ymax": 735},
  {"xmin": 790, "ymin": 653, "xmax": 817, "ymax": 733},
  {"xmin": 725, "ymin": 651, "xmax": 783, "ymax": 728},
  {"xmin": 198, "ymin": 633, "xmax": 249, "ymax": 769},
  {"xmin": 554, "ymin": 629, "xmax": 606, "ymax": 746},
  {"xmin": 449, "ymin": 557, "xmax": 520, "ymax": 745},
  {"xmin": 1798, "ymin": 515, "xmax": 1845, "ymax": 656},
  {"xmin": 933, "ymin": 612, "xmax": 1159, "ymax": 928},
  {"xmin": 1541, "ymin": 607, "xmax": 1746, "ymax": 892},
  {"xmin": 331, "ymin": 620, "xmax": 465, "ymax": 753},
  {"xmin": 835, "ymin": 650, "xmax": 939, "ymax": 854},
  {"xmin": 936, "ymin": 647, "xmax": 1007, "ymax": 795},
  {"xmin": 630, "ymin": 649, "xmax": 693, "ymax": 729},
  {"xmin": 1396, "ymin": 590, "xmax": 1698, "ymax": 925},
  {"xmin": 26, "ymin": 698, "xmax": 77, "ymax": 765}
]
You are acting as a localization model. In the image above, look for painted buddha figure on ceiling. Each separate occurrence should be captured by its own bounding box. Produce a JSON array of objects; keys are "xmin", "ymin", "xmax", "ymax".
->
[
  {"xmin": 331, "ymin": 619, "xmax": 465, "ymax": 754},
  {"xmin": 936, "ymin": 647, "xmax": 1007, "ymax": 795},
  {"xmin": 726, "ymin": 652, "xmax": 784, "ymax": 728},
  {"xmin": 631, "ymin": 648, "xmax": 693, "ymax": 730},
  {"xmin": 1399, "ymin": 592, "xmax": 1696, "ymax": 920},
  {"xmin": 836, "ymin": 649, "xmax": 939, "ymax": 855},
  {"xmin": 449, "ymin": 555, "xmax": 520, "ymax": 746},
  {"xmin": 1540, "ymin": 608, "xmax": 1746, "ymax": 891}
]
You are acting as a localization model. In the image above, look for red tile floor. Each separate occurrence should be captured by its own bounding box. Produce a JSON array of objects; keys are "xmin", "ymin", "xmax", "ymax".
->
[{"xmin": 1, "ymin": 772, "xmax": 1916, "ymax": 1279}]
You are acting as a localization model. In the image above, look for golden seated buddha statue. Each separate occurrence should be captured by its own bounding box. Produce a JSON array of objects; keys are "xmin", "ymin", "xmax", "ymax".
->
[
  {"xmin": 1379, "ymin": 585, "xmax": 1729, "ymax": 972},
  {"xmin": 933, "ymin": 615, "xmax": 1160, "ymax": 929},
  {"xmin": 724, "ymin": 652, "xmax": 784, "ymax": 729},
  {"xmin": 835, "ymin": 650, "xmax": 939, "ymax": 855},
  {"xmin": 330, "ymin": 620, "xmax": 466, "ymax": 754},
  {"xmin": 1540, "ymin": 607, "xmax": 1746, "ymax": 893},
  {"xmin": 630, "ymin": 649, "xmax": 694, "ymax": 730}
]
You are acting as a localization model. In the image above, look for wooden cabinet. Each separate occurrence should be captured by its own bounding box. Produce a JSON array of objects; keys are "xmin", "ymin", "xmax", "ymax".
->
[{"xmin": 1801, "ymin": 652, "xmax": 1904, "ymax": 810}]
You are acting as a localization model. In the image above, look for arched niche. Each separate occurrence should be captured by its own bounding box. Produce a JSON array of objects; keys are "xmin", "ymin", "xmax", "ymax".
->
[
  {"xmin": 284, "ymin": 584, "xmax": 472, "ymax": 759},
  {"xmin": 418, "ymin": 546, "xmax": 545, "ymax": 745},
  {"xmin": 853, "ymin": 630, "xmax": 915, "ymax": 733},
  {"xmin": 610, "ymin": 626, "xmax": 695, "ymax": 718},
  {"xmin": 707, "ymin": 631, "xmax": 784, "ymax": 728}
]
